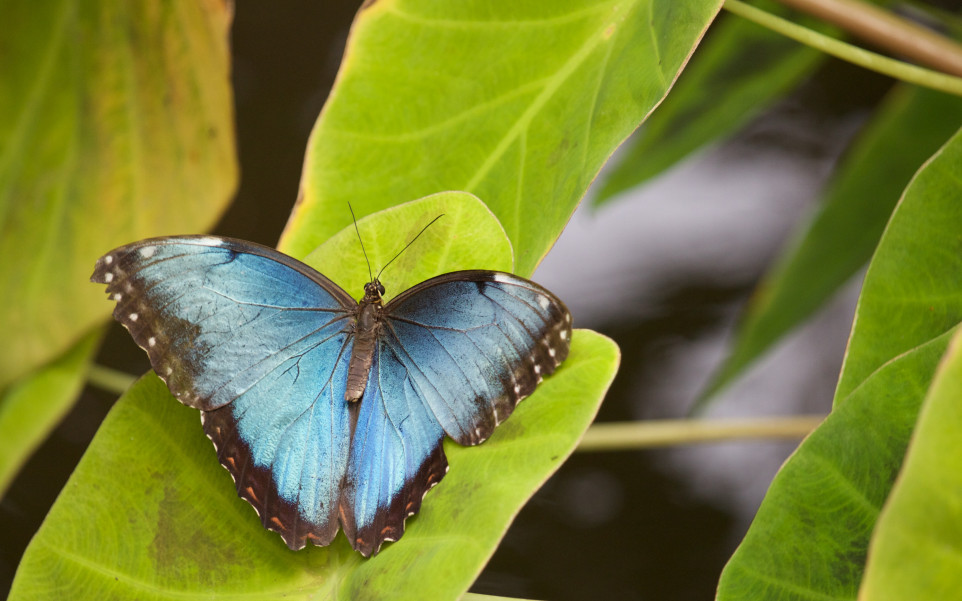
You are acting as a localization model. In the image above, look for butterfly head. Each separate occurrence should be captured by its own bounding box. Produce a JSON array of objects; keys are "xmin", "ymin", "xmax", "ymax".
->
[{"xmin": 363, "ymin": 279, "xmax": 386, "ymax": 303}]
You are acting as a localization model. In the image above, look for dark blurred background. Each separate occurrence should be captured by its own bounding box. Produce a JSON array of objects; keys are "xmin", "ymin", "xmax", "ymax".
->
[{"xmin": 2, "ymin": 2, "xmax": 909, "ymax": 598}]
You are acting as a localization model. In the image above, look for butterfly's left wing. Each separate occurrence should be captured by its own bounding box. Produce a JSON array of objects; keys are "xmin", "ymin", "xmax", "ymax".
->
[
  {"xmin": 91, "ymin": 236, "xmax": 360, "ymax": 550},
  {"xmin": 339, "ymin": 270, "xmax": 572, "ymax": 556}
]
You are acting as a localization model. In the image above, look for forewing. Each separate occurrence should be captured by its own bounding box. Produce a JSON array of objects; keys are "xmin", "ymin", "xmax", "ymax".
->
[
  {"xmin": 90, "ymin": 236, "xmax": 357, "ymax": 411},
  {"xmin": 340, "ymin": 342, "xmax": 448, "ymax": 557},
  {"xmin": 382, "ymin": 270, "xmax": 572, "ymax": 446}
]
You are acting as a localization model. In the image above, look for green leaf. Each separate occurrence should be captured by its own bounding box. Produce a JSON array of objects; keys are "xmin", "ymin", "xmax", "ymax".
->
[
  {"xmin": 703, "ymin": 86, "xmax": 962, "ymax": 401},
  {"xmin": 13, "ymin": 200, "xmax": 620, "ymax": 598},
  {"xmin": 303, "ymin": 192, "xmax": 514, "ymax": 301},
  {"xmin": 10, "ymin": 331, "xmax": 619, "ymax": 600},
  {"xmin": 859, "ymin": 328, "xmax": 962, "ymax": 599},
  {"xmin": 0, "ymin": 330, "xmax": 100, "ymax": 497},
  {"xmin": 835, "ymin": 125, "xmax": 962, "ymax": 402},
  {"xmin": 0, "ymin": 1, "xmax": 237, "ymax": 390},
  {"xmin": 596, "ymin": 0, "xmax": 825, "ymax": 202},
  {"xmin": 717, "ymin": 124, "xmax": 962, "ymax": 599},
  {"xmin": 716, "ymin": 329, "xmax": 953, "ymax": 601},
  {"xmin": 279, "ymin": 0, "xmax": 724, "ymax": 276}
]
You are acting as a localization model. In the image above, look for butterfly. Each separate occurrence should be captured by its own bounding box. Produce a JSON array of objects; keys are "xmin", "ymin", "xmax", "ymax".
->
[{"xmin": 91, "ymin": 233, "xmax": 571, "ymax": 556}]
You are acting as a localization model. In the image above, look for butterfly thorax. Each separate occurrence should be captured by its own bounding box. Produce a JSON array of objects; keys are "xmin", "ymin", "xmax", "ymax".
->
[{"xmin": 345, "ymin": 280, "xmax": 386, "ymax": 402}]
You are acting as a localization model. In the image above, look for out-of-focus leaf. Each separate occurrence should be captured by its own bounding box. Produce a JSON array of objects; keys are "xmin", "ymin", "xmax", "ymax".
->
[
  {"xmin": 0, "ymin": 0, "xmax": 237, "ymax": 390},
  {"xmin": 718, "ymin": 125, "xmax": 962, "ymax": 600},
  {"xmin": 859, "ymin": 328, "xmax": 962, "ymax": 600},
  {"xmin": 703, "ymin": 86, "xmax": 962, "ymax": 401},
  {"xmin": 280, "ymin": 0, "xmax": 724, "ymax": 276},
  {"xmin": 596, "ymin": 0, "xmax": 825, "ymax": 202},
  {"xmin": 0, "ymin": 331, "xmax": 100, "ymax": 497}
]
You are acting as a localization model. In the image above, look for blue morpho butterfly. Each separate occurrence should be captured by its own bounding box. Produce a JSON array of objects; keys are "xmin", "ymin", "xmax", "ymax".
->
[{"xmin": 90, "ymin": 217, "xmax": 571, "ymax": 557}]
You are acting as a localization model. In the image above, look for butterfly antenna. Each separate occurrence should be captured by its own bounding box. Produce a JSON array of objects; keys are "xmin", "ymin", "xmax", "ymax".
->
[
  {"xmin": 349, "ymin": 203, "xmax": 375, "ymax": 283},
  {"xmin": 376, "ymin": 214, "xmax": 444, "ymax": 280}
]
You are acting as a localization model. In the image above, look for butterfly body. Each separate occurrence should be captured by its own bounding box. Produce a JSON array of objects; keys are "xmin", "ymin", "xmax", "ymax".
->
[
  {"xmin": 346, "ymin": 280, "xmax": 385, "ymax": 401},
  {"xmin": 91, "ymin": 235, "xmax": 571, "ymax": 556}
]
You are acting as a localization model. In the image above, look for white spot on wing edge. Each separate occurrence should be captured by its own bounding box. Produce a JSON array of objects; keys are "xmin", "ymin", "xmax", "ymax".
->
[
  {"xmin": 112, "ymin": 293, "xmax": 122, "ymax": 301},
  {"xmin": 139, "ymin": 246, "xmax": 156, "ymax": 258},
  {"xmin": 129, "ymin": 313, "xmax": 139, "ymax": 322},
  {"xmin": 560, "ymin": 329, "xmax": 568, "ymax": 341},
  {"xmin": 195, "ymin": 236, "xmax": 226, "ymax": 247},
  {"xmin": 103, "ymin": 272, "xmax": 114, "ymax": 283},
  {"xmin": 148, "ymin": 336, "xmax": 156, "ymax": 347},
  {"xmin": 492, "ymin": 273, "xmax": 513, "ymax": 284},
  {"xmin": 104, "ymin": 255, "xmax": 114, "ymax": 265},
  {"xmin": 537, "ymin": 296, "xmax": 550, "ymax": 310}
]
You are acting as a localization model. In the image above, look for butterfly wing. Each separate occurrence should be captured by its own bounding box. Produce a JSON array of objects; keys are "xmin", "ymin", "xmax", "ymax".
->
[
  {"xmin": 201, "ymin": 341, "xmax": 354, "ymax": 549},
  {"xmin": 382, "ymin": 270, "xmax": 572, "ymax": 445},
  {"xmin": 91, "ymin": 236, "xmax": 359, "ymax": 549},
  {"xmin": 339, "ymin": 344, "xmax": 448, "ymax": 557},
  {"xmin": 337, "ymin": 270, "xmax": 572, "ymax": 555}
]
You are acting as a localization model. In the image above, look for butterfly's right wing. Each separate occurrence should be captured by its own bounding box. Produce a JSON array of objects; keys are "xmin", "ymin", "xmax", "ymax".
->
[
  {"xmin": 381, "ymin": 270, "xmax": 572, "ymax": 447},
  {"xmin": 92, "ymin": 236, "xmax": 359, "ymax": 549},
  {"xmin": 338, "ymin": 343, "xmax": 448, "ymax": 557},
  {"xmin": 335, "ymin": 270, "xmax": 572, "ymax": 556}
]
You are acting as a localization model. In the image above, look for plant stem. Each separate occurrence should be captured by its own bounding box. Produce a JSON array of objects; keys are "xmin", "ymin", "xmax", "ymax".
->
[
  {"xmin": 462, "ymin": 594, "xmax": 537, "ymax": 601},
  {"xmin": 87, "ymin": 364, "xmax": 137, "ymax": 395},
  {"xmin": 577, "ymin": 415, "xmax": 825, "ymax": 452},
  {"xmin": 723, "ymin": 0, "xmax": 962, "ymax": 96},
  {"xmin": 776, "ymin": 0, "xmax": 962, "ymax": 77}
]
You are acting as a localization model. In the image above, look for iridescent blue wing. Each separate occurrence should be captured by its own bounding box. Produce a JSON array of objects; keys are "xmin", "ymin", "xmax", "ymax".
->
[
  {"xmin": 339, "ymin": 270, "xmax": 572, "ymax": 556},
  {"xmin": 339, "ymin": 345, "xmax": 447, "ymax": 557},
  {"xmin": 383, "ymin": 271, "xmax": 572, "ymax": 445},
  {"xmin": 91, "ymin": 236, "xmax": 358, "ymax": 549}
]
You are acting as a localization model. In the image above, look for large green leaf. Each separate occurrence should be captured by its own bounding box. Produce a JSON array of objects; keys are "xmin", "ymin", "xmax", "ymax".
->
[
  {"xmin": 703, "ymin": 86, "xmax": 962, "ymax": 401},
  {"xmin": 279, "ymin": 0, "xmax": 724, "ymax": 276},
  {"xmin": 859, "ymin": 329, "xmax": 962, "ymax": 599},
  {"xmin": 596, "ymin": 0, "xmax": 824, "ymax": 202},
  {"xmin": 0, "ymin": 0, "xmax": 237, "ymax": 390},
  {"xmin": 716, "ymin": 330, "xmax": 952, "ymax": 601},
  {"xmin": 0, "ymin": 331, "xmax": 100, "ymax": 497},
  {"xmin": 12, "ymin": 201, "xmax": 620, "ymax": 599},
  {"xmin": 10, "ymin": 337, "xmax": 617, "ymax": 600},
  {"xmin": 835, "ymin": 126, "xmax": 962, "ymax": 402},
  {"xmin": 717, "ymin": 126, "xmax": 962, "ymax": 599}
]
